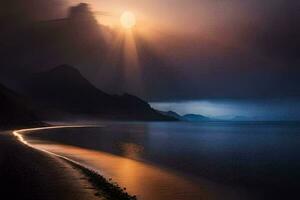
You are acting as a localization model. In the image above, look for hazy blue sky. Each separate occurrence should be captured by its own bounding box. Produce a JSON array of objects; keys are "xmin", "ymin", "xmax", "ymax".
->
[{"xmin": 151, "ymin": 100, "xmax": 300, "ymax": 120}]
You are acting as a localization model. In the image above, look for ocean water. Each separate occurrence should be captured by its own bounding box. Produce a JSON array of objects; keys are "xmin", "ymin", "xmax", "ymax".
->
[{"xmin": 25, "ymin": 122, "xmax": 300, "ymax": 200}]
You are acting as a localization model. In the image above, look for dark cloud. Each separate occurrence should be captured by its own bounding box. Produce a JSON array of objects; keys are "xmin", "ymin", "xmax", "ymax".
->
[
  {"xmin": 0, "ymin": 1, "xmax": 299, "ymax": 101},
  {"xmin": 0, "ymin": 0, "xmax": 66, "ymax": 25},
  {"xmin": 248, "ymin": 0, "xmax": 300, "ymax": 62}
]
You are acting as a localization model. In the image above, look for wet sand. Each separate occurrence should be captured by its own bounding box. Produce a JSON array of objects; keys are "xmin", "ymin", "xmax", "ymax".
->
[{"xmin": 0, "ymin": 130, "xmax": 100, "ymax": 200}]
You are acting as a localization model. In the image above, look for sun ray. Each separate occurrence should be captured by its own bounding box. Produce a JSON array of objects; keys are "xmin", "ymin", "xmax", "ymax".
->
[
  {"xmin": 120, "ymin": 11, "xmax": 136, "ymax": 29},
  {"xmin": 122, "ymin": 29, "xmax": 142, "ymax": 95}
]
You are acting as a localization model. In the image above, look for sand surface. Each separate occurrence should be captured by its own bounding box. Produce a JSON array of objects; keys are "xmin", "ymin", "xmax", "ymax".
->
[{"xmin": 0, "ymin": 130, "xmax": 102, "ymax": 200}]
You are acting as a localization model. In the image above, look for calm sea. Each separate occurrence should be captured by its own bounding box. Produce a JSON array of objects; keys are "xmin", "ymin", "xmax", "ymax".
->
[{"xmin": 26, "ymin": 121, "xmax": 300, "ymax": 200}]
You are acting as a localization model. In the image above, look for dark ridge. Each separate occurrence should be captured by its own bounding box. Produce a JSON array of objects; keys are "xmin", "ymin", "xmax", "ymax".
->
[
  {"xmin": 159, "ymin": 110, "xmax": 183, "ymax": 120},
  {"xmin": 23, "ymin": 64, "xmax": 176, "ymax": 121},
  {"xmin": 0, "ymin": 82, "xmax": 42, "ymax": 129},
  {"xmin": 182, "ymin": 114, "xmax": 210, "ymax": 122},
  {"xmin": 47, "ymin": 64, "xmax": 81, "ymax": 75},
  {"xmin": 160, "ymin": 111, "xmax": 211, "ymax": 121}
]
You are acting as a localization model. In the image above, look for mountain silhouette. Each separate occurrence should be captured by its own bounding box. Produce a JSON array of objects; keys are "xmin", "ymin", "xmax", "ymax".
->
[
  {"xmin": 159, "ymin": 111, "xmax": 183, "ymax": 120},
  {"xmin": 160, "ymin": 111, "xmax": 210, "ymax": 121},
  {"xmin": 182, "ymin": 114, "xmax": 210, "ymax": 122},
  {"xmin": 0, "ymin": 3, "xmax": 181, "ymax": 101},
  {"xmin": 22, "ymin": 65, "xmax": 175, "ymax": 121},
  {"xmin": 0, "ymin": 83, "xmax": 41, "ymax": 128}
]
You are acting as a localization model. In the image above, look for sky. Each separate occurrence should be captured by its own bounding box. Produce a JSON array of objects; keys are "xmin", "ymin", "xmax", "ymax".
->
[
  {"xmin": 65, "ymin": 0, "xmax": 300, "ymax": 120},
  {"xmin": 67, "ymin": 1, "xmax": 294, "ymax": 31},
  {"xmin": 151, "ymin": 99, "xmax": 300, "ymax": 120},
  {"xmin": 61, "ymin": 0, "xmax": 300, "ymax": 100},
  {"xmin": 66, "ymin": 0, "xmax": 299, "ymax": 46},
  {"xmin": 0, "ymin": 0, "xmax": 299, "ymax": 119}
]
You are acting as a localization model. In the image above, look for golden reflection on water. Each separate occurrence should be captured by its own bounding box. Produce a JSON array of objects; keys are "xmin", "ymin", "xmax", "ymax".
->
[
  {"xmin": 13, "ymin": 125, "xmax": 252, "ymax": 200},
  {"xmin": 32, "ymin": 143, "xmax": 211, "ymax": 200},
  {"xmin": 120, "ymin": 142, "xmax": 144, "ymax": 160}
]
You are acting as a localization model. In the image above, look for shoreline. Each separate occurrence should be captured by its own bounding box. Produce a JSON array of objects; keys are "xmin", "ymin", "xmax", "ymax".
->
[
  {"xmin": 18, "ymin": 124, "xmax": 259, "ymax": 200},
  {"xmin": 0, "ymin": 129, "xmax": 98, "ymax": 200},
  {"xmin": 11, "ymin": 124, "xmax": 268, "ymax": 200},
  {"xmin": 9, "ymin": 126, "xmax": 137, "ymax": 200}
]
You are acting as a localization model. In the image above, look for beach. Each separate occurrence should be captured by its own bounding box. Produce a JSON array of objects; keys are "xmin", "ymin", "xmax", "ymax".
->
[
  {"xmin": 20, "ymin": 122, "xmax": 300, "ymax": 200},
  {"xmin": 0, "ymin": 130, "xmax": 101, "ymax": 199},
  {"xmin": 2, "ymin": 122, "xmax": 299, "ymax": 200},
  {"xmin": 0, "ymin": 126, "xmax": 138, "ymax": 200},
  {"xmin": 7, "ymin": 125, "xmax": 254, "ymax": 200}
]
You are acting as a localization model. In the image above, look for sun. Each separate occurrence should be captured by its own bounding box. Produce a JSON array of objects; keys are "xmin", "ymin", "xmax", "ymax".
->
[{"xmin": 120, "ymin": 11, "xmax": 136, "ymax": 29}]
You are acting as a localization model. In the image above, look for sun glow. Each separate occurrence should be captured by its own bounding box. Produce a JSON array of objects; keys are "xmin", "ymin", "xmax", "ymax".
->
[{"xmin": 120, "ymin": 11, "xmax": 136, "ymax": 29}]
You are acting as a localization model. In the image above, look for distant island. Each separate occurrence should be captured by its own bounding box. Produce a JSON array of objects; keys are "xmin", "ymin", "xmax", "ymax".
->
[{"xmin": 160, "ymin": 111, "xmax": 211, "ymax": 122}]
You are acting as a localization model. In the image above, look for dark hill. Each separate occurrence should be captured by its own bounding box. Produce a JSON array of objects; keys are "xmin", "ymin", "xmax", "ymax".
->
[
  {"xmin": 159, "ymin": 111, "xmax": 183, "ymax": 120},
  {"xmin": 160, "ymin": 111, "xmax": 211, "ymax": 122},
  {"xmin": 182, "ymin": 114, "xmax": 210, "ymax": 122},
  {"xmin": 0, "ymin": 83, "xmax": 41, "ymax": 128},
  {"xmin": 23, "ymin": 65, "xmax": 175, "ymax": 121}
]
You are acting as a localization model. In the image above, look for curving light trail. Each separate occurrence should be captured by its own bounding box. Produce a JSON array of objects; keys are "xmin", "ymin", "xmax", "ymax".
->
[{"xmin": 12, "ymin": 125, "xmax": 105, "ymax": 177}]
